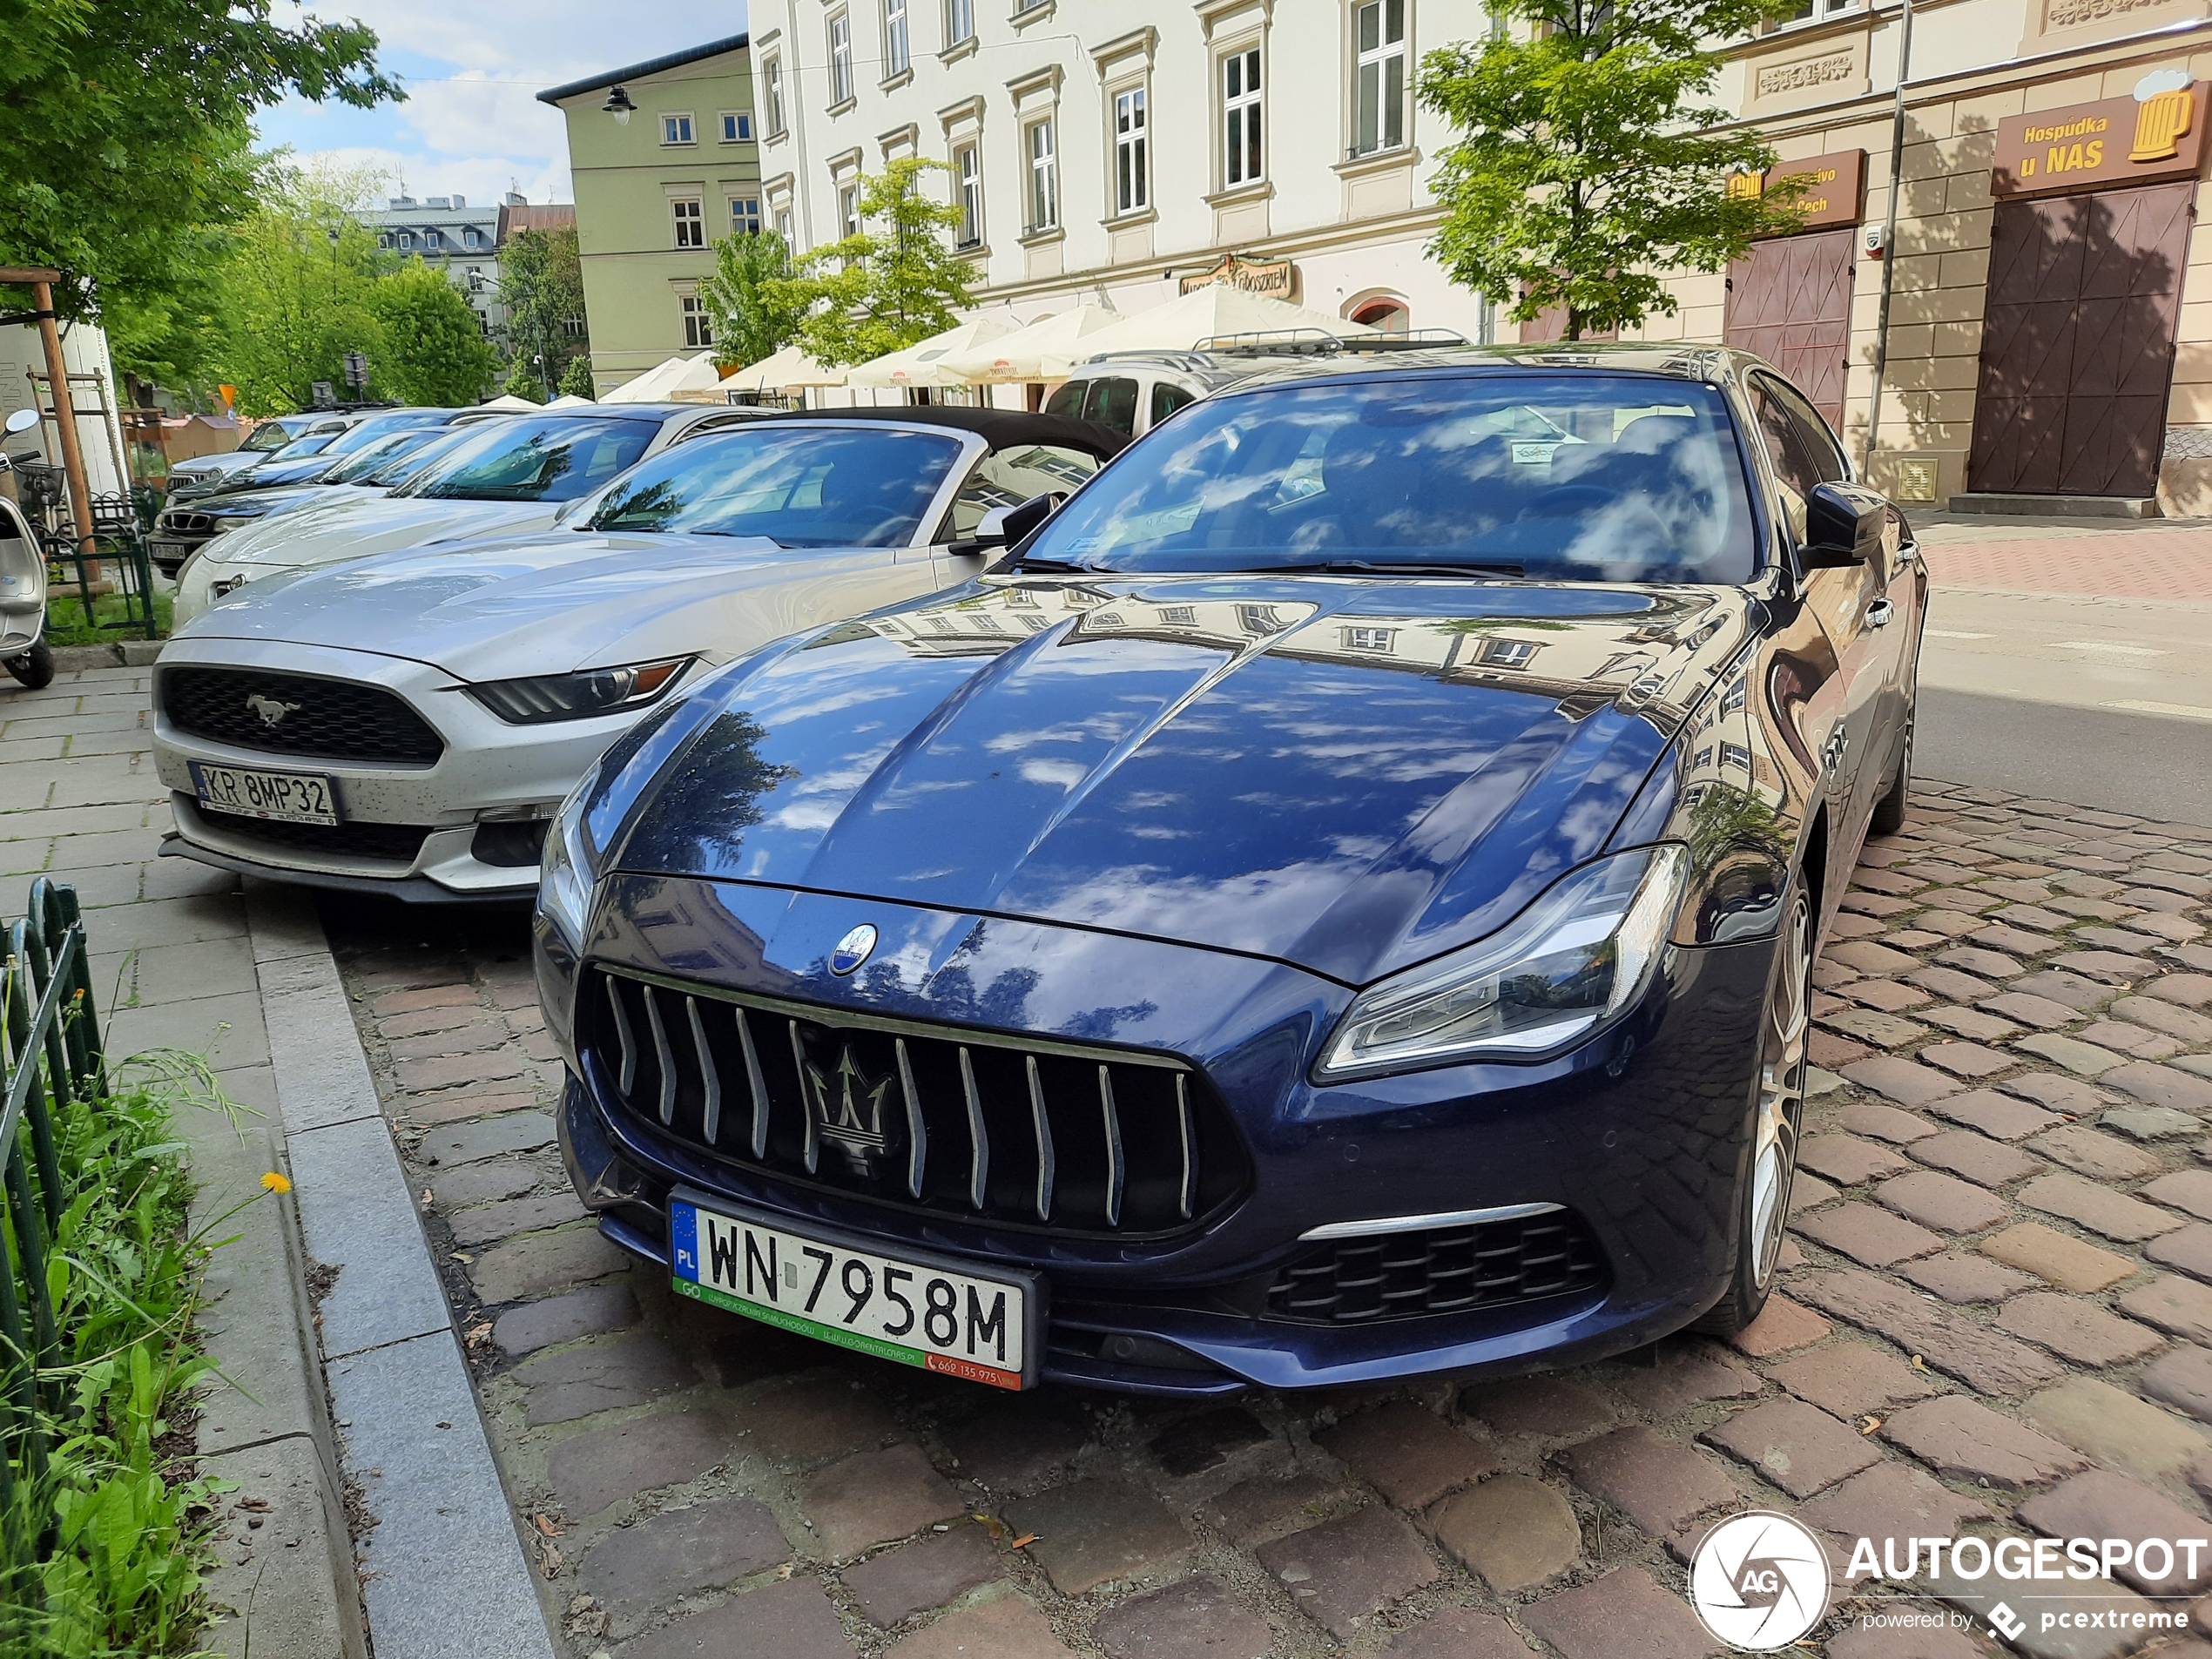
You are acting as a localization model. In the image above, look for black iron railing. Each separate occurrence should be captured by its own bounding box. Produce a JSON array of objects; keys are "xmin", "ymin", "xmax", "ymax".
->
[{"xmin": 0, "ymin": 880, "xmax": 103, "ymax": 1546}]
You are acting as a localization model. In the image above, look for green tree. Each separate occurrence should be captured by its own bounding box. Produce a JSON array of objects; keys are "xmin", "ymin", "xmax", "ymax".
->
[
  {"xmin": 497, "ymin": 224, "xmax": 587, "ymax": 400},
  {"xmin": 1418, "ymin": 0, "xmax": 1805, "ymax": 340},
  {"xmin": 778, "ymin": 159, "xmax": 975, "ymax": 366},
  {"xmin": 372, "ymin": 262, "xmax": 498, "ymax": 405},
  {"xmin": 0, "ymin": 0, "xmax": 396, "ymax": 381},
  {"xmin": 699, "ymin": 229, "xmax": 806, "ymax": 368},
  {"xmin": 557, "ymin": 355, "xmax": 597, "ymax": 399}
]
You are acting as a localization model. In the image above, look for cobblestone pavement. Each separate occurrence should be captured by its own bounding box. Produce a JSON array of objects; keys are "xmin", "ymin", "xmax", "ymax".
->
[{"xmin": 312, "ymin": 777, "xmax": 2212, "ymax": 1659}]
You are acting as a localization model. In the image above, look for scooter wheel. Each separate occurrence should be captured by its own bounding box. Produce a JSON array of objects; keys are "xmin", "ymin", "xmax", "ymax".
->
[{"xmin": 5, "ymin": 640, "xmax": 53, "ymax": 690}]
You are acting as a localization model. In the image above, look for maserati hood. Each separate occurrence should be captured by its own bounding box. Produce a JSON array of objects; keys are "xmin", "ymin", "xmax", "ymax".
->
[
  {"xmin": 615, "ymin": 576, "xmax": 1758, "ymax": 985},
  {"xmin": 173, "ymin": 529, "xmax": 883, "ymax": 682},
  {"xmin": 198, "ymin": 493, "xmax": 559, "ymax": 570}
]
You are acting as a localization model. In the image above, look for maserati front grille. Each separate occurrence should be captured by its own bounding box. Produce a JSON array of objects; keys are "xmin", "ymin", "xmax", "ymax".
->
[{"xmin": 581, "ymin": 968, "xmax": 1251, "ymax": 1239}]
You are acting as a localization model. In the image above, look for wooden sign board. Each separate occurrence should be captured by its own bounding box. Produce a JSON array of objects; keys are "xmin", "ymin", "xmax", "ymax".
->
[
  {"xmin": 1992, "ymin": 83, "xmax": 2212, "ymax": 198},
  {"xmin": 1179, "ymin": 253, "xmax": 1297, "ymax": 300},
  {"xmin": 1730, "ymin": 150, "xmax": 1866, "ymax": 236}
]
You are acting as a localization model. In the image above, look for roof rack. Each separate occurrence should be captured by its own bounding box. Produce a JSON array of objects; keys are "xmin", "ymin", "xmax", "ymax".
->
[{"xmin": 1190, "ymin": 327, "xmax": 1471, "ymax": 356}]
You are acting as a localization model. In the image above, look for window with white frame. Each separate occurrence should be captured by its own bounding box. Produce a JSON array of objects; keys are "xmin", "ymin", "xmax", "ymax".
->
[
  {"xmin": 1352, "ymin": 0, "xmax": 1407, "ymax": 157},
  {"xmin": 1027, "ymin": 117, "xmax": 1058, "ymax": 231},
  {"xmin": 839, "ymin": 181, "xmax": 861, "ymax": 239},
  {"xmin": 425, "ymin": 229, "xmax": 443, "ymax": 249},
  {"xmin": 1112, "ymin": 86, "xmax": 1148, "ymax": 215},
  {"xmin": 720, "ymin": 111, "xmax": 753, "ymax": 142},
  {"xmin": 732, "ymin": 196, "xmax": 762, "ymax": 234},
  {"xmin": 948, "ymin": 0, "xmax": 974, "ymax": 44},
  {"xmin": 1223, "ymin": 48, "xmax": 1262, "ymax": 185},
  {"xmin": 398, "ymin": 231, "xmax": 414, "ymax": 249},
  {"xmin": 671, "ymin": 197, "xmax": 705, "ymax": 247},
  {"xmin": 775, "ymin": 206, "xmax": 794, "ymax": 242},
  {"xmin": 885, "ymin": 0, "xmax": 910, "ymax": 76},
  {"xmin": 463, "ymin": 226, "xmax": 482, "ymax": 248},
  {"xmin": 954, "ymin": 141, "xmax": 982, "ymax": 247},
  {"xmin": 828, "ymin": 13, "xmax": 854, "ymax": 105},
  {"xmin": 377, "ymin": 233, "xmax": 390, "ymax": 248},
  {"xmin": 765, "ymin": 57, "xmax": 786, "ymax": 133},
  {"xmin": 680, "ymin": 293, "xmax": 713, "ymax": 348},
  {"xmin": 663, "ymin": 112, "xmax": 696, "ymax": 145}
]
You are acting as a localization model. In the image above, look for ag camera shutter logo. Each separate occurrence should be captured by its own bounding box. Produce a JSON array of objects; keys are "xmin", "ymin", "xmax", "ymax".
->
[{"xmin": 1689, "ymin": 1511, "xmax": 1832, "ymax": 1649}]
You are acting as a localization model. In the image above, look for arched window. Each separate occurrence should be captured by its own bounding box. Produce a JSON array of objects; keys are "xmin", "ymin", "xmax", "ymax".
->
[{"xmin": 1351, "ymin": 298, "xmax": 1409, "ymax": 334}]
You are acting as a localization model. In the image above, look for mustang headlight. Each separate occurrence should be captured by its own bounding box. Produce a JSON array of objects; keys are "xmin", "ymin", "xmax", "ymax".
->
[
  {"xmin": 1317, "ymin": 845, "xmax": 1689, "ymax": 1081},
  {"xmin": 536, "ymin": 779, "xmax": 598, "ymax": 949},
  {"xmin": 465, "ymin": 657, "xmax": 692, "ymax": 725}
]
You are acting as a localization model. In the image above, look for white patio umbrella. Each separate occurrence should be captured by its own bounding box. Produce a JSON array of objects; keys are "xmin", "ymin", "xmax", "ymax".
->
[
  {"xmin": 1073, "ymin": 287, "xmax": 1375, "ymax": 360},
  {"xmin": 543, "ymin": 394, "xmax": 597, "ymax": 409},
  {"xmin": 843, "ymin": 317, "xmax": 1021, "ymax": 388},
  {"xmin": 476, "ymin": 394, "xmax": 541, "ymax": 412},
  {"xmin": 723, "ymin": 343, "xmax": 849, "ymax": 392},
  {"xmin": 936, "ymin": 306, "xmax": 1123, "ymax": 383},
  {"xmin": 602, "ymin": 354, "xmax": 725, "ymax": 403}
]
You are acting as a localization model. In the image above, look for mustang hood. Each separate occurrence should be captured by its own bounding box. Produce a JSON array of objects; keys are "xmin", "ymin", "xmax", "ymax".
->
[
  {"xmin": 199, "ymin": 492, "xmax": 558, "ymax": 570},
  {"xmin": 174, "ymin": 529, "xmax": 842, "ymax": 681},
  {"xmin": 615, "ymin": 577, "xmax": 1757, "ymax": 985}
]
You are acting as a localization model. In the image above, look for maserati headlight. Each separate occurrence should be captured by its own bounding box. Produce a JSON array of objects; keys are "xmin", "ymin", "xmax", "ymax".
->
[
  {"xmin": 536, "ymin": 779, "xmax": 597, "ymax": 949},
  {"xmin": 1316, "ymin": 845, "xmax": 1689, "ymax": 1081},
  {"xmin": 466, "ymin": 657, "xmax": 691, "ymax": 725}
]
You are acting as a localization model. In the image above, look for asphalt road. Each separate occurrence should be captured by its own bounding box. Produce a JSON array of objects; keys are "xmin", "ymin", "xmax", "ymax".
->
[{"xmin": 1913, "ymin": 584, "xmax": 2212, "ymax": 826}]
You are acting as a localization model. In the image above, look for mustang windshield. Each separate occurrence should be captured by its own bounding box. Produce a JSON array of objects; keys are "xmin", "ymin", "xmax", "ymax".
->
[
  {"xmin": 583, "ymin": 426, "xmax": 966, "ymax": 547},
  {"xmin": 1024, "ymin": 374, "xmax": 1760, "ymax": 583},
  {"xmin": 400, "ymin": 416, "xmax": 658, "ymax": 503}
]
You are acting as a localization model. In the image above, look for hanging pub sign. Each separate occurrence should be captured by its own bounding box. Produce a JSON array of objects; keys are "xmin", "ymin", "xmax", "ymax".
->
[
  {"xmin": 1727, "ymin": 150, "xmax": 1866, "ymax": 235},
  {"xmin": 1179, "ymin": 252, "xmax": 1298, "ymax": 300},
  {"xmin": 1992, "ymin": 71, "xmax": 2212, "ymax": 198}
]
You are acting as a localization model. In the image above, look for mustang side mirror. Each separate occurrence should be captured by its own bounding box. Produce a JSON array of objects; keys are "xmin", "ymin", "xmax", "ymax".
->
[
  {"xmin": 1800, "ymin": 481, "xmax": 1892, "ymax": 570},
  {"xmin": 948, "ymin": 491, "xmax": 1065, "ymax": 556}
]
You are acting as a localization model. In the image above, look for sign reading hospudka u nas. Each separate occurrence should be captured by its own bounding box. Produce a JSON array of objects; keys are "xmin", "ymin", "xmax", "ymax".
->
[
  {"xmin": 1727, "ymin": 150, "xmax": 1867, "ymax": 234},
  {"xmin": 1992, "ymin": 76, "xmax": 2212, "ymax": 198}
]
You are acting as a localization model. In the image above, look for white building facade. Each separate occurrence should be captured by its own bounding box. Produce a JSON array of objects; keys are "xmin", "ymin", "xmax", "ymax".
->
[
  {"xmin": 360, "ymin": 194, "xmax": 518, "ymax": 338},
  {"xmin": 746, "ymin": 0, "xmax": 1501, "ymax": 342}
]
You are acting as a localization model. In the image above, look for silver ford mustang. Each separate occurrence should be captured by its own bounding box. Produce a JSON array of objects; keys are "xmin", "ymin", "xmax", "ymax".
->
[{"xmin": 152, "ymin": 409, "xmax": 1123, "ymax": 901}]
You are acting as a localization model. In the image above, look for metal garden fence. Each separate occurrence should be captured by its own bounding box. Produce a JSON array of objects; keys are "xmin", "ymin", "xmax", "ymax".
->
[{"xmin": 0, "ymin": 879, "xmax": 102, "ymax": 1541}]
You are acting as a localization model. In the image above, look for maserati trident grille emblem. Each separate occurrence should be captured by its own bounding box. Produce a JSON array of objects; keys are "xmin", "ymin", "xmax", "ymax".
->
[
  {"xmin": 803, "ymin": 1046, "xmax": 894, "ymax": 1174},
  {"xmin": 829, "ymin": 923, "xmax": 878, "ymax": 976},
  {"xmin": 245, "ymin": 692, "xmax": 302, "ymax": 728}
]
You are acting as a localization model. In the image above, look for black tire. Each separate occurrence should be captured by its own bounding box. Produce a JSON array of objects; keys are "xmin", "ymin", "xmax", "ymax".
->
[
  {"xmin": 1694, "ymin": 880, "xmax": 1813, "ymax": 1336},
  {"xmin": 4, "ymin": 639, "xmax": 53, "ymax": 691},
  {"xmin": 1868, "ymin": 717, "xmax": 1912, "ymax": 837}
]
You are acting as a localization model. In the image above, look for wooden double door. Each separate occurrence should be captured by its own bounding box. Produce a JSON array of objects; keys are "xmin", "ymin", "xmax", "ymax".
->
[
  {"xmin": 1968, "ymin": 181, "xmax": 2193, "ymax": 498},
  {"xmin": 1724, "ymin": 226, "xmax": 1857, "ymax": 433}
]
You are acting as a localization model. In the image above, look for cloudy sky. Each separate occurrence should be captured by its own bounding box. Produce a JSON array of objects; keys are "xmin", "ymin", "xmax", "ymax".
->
[{"xmin": 256, "ymin": 0, "xmax": 750, "ymax": 207}]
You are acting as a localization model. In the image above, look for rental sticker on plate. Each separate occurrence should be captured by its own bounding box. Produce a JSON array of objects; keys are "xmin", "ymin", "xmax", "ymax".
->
[{"xmin": 669, "ymin": 1190, "xmax": 1041, "ymax": 1390}]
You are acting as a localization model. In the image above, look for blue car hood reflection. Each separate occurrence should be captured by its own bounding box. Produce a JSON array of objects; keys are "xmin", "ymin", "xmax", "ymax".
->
[{"xmin": 615, "ymin": 577, "xmax": 1757, "ymax": 985}]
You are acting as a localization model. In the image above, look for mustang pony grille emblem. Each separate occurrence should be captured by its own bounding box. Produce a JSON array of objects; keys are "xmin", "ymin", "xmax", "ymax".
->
[
  {"xmin": 829, "ymin": 924, "xmax": 878, "ymax": 976},
  {"xmin": 245, "ymin": 692, "xmax": 302, "ymax": 728},
  {"xmin": 802, "ymin": 1046, "xmax": 894, "ymax": 1174}
]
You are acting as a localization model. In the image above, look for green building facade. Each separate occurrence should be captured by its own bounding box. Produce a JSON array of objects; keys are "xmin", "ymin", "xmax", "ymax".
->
[{"xmin": 538, "ymin": 35, "xmax": 759, "ymax": 394}]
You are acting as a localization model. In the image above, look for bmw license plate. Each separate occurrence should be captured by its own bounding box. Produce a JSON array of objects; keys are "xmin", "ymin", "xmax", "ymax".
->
[
  {"xmin": 669, "ymin": 1189, "xmax": 1041, "ymax": 1390},
  {"xmin": 189, "ymin": 760, "xmax": 340, "ymax": 826}
]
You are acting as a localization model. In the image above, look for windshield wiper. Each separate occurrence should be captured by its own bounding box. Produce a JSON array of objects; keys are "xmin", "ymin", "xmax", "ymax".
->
[
  {"xmin": 1253, "ymin": 558, "xmax": 1526, "ymax": 578},
  {"xmin": 1000, "ymin": 554, "xmax": 1104, "ymax": 574}
]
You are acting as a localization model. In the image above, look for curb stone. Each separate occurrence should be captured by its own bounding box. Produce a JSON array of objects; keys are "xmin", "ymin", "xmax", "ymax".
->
[{"xmin": 246, "ymin": 882, "xmax": 560, "ymax": 1658}]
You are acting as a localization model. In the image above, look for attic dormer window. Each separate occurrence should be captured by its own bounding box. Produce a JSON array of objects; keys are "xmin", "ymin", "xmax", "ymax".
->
[{"xmin": 398, "ymin": 231, "xmax": 414, "ymax": 249}]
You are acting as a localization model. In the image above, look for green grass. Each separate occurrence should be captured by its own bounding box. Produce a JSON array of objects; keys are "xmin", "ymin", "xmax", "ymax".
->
[
  {"xmin": 40, "ymin": 589, "xmax": 170, "ymax": 650},
  {"xmin": 0, "ymin": 1050, "xmax": 246, "ymax": 1656}
]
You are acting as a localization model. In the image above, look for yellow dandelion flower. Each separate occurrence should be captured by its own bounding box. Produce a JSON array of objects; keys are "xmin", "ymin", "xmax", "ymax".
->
[{"xmin": 261, "ymin": 1171, "xmax": 292, "ymax": 1194}]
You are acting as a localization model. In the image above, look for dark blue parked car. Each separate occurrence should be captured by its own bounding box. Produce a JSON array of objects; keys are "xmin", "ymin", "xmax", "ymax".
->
[{"xmin": 534, "ymin": 346, "xmax": 1925, "ymax": 1396}]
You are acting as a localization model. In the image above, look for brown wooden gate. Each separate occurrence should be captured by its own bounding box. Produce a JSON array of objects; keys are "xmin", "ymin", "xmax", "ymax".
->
[
  {"xmin": 1968, "ymin": 181, "xmax": 2193, "ymax": 498},
  {"xmin": 1723, "ymin": 227, "xmax": 1857, "ymax": 431}
]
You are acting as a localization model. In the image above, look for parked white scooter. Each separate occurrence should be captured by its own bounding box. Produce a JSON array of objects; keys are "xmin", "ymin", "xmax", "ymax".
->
[{"xmin": 0, "ymin": 408, "xmax": 54, "ymax": 691}]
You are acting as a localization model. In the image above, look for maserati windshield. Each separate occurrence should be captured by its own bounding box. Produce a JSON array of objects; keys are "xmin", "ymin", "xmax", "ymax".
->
[
  {"xmin": 583, "ymin": 426, "xmax": 966, "ymax": 547},
  {"xmin": 1022, "ymin": 374, "xmax": 1760, "ymax": 583}
]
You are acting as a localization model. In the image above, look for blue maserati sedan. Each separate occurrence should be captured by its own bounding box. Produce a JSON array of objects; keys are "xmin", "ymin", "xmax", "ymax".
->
[{"xmin": 534, "ymin": 346, "xmax": 1925, "ymax": 1395}]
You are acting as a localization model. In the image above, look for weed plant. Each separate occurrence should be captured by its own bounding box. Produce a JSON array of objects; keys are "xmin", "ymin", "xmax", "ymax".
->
[{"xmin": 0, "ymin": 1052, "xmax": 247, "ymax": 1657}]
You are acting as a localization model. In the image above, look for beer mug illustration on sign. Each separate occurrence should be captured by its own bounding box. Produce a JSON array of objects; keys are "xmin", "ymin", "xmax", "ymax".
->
[{"xmin": 2132, "ymin": 69, "xmax": 2195, "ymax": 163}]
